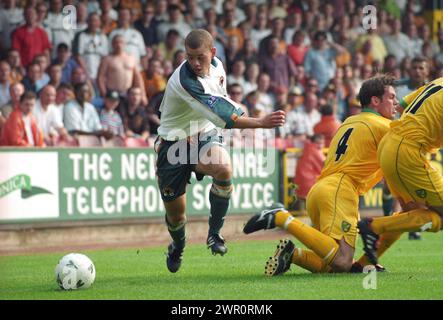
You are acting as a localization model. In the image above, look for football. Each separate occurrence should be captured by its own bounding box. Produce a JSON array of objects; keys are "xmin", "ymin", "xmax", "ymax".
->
[{"xmin": 55, "ymin": 253, "xmax": 96, "ymax": 290}]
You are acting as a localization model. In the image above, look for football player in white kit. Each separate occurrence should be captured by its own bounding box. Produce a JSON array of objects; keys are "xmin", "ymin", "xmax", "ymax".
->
[{"xmin": 156, "ymin": 29, "xmax": 286, "ymax": 272}]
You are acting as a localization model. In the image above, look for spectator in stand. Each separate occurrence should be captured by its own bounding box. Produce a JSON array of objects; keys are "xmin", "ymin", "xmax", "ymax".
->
[
  {"xmin": 418, "ymin": 24, "xmax": 439, "ymax": 57},
  {"xmin": 243, "ymin": 90, "xmax": 260, "ymax": 116},
  {"xmin": 298, "ymin": 91, "xmax": 321, "ymax": 136},
  {"xmin": 223, "ymin": 0, "xmax": 245, "ymax": 26},
  {"xmin": 153, "ymin": 0, "xmax": 169, "ymax": 25},
  {"xmin": 100, "ymin": 0, "xmax": 118, "ymax": 35},
  {"xmin": 36, "ymin": 2, "xmax": 49, "ymax": 31},
  {"xmin": 304, "ymin": 31, "xmax": 347, "ymax": 92},
  {"xmin": 47, "ymin": 63, "xmax": 63, "ymax": 89},
  {"xmin": 223, "ymin": 6, "xmax": 245, "ymax": 48},
  {"xmin": 172, "ymin": 49, "xmax": 186, "ymax": 70},
  {"xmin": 6, "ymin": 48, "xmax": 25, "ymax": 83},
  {"xmin": 313, "ymin": 104, "xmax": 341, "ymax": 148},
  {"xmin": 383, "ymin": 54, "xmax": 398, "ymax": 75},
  {"xmin": 225, "ymin": 35, "xmax": 242, "ymax": 74},
  {"xmin": 97, "ymin": 35, "xmax": 147, "ymax": 105},
  {"xmin": 405, "ymin": 23, "xmax": 423, "ymax": 58},
  {"xmin": 109, "ymin": 8, "xmax": 148, "ymax": 70},
  {"xmin": 224, "ymin": 83, "xmax": 250, "ymax": 147},
  {"xmin": 203, "ymin": 7, "xmax": 227, "ymax": 46},
  {"xmin": 184, "ymin": 0, "xmax": 206, "ymax": 29},
  {"xmin": 156, "ymin": 4, "xmax": 192, "ymax": 43},
  {"xmin": 63, "ymin": 82, "xmax": 113, "ymax": 139},
  {"xmin": 11, "ymin": 6, "xmax": 51, "ymax": 68},
  {"xmin": 284, "ymin": 9, "xmax": 303, "ymax": 45},
  {"xmin": 205, "ymin": 24, "xmax": 226, "ymax": 65},
  {"xmin": 134, "ymin": 3, "xmax": 158, "ymax": 47},
  {"xmin": 304, "ymin": 77, "xmax": 320, "ymax": 96},
  {"xmin": 44, "ymin": 0, "xmax": 75, "ymax": 56},
  {"xmin": 259, "ymin": 36, "xmax": 297, "ymax": 93},
  {"xmin": 32, "ymin": 54, "xmax": 50, "ymax": 89},
  {"xmin": 98, "ymin": 0, "xmax": 118, "ymax": 21},
  {"xmin": 157, "ymin": 29, "xmax": 184, "ymax": 63},
  {"xmin": 256, "ymin": 73, "xmax": 274, "ymax": 114},
  {"xmin": 1, "ymin": 91, "xmax": 44, "ymax": 147},
  {"xmin": 293, "ymin": 134, "xmax": 326, "ymax": 209},
  {"xmin": 375, "ymin": 7, "xmax": 392, "ymax": 37},
  {"xmin": 74, "ymin": 2, "xmax": 88, "ymax": 34},
  {"xmin": 258, "ymin": 17, "xmax": 286, "ymax": 59},
  {"xmin": 54, "ymin": 83, "xmax": 74, "ymax": 121},
  {"xmin": 73, "ymin": 13, "xmax": 109, "ymax": 82},
  {"xmin": 33, "ymin": 84, "xmax": 68, "ymax": 145},
  {"xmin": 243, "ymin": 62, "xmax": 259, "ymax": 96},
  {"xmin": 243, "ymin": 2, "xmax": 257, "ymax": 27},
  {"xmin": 227, "ymin": 59, "xmax": 246, "ymax": 89},
  {"xmin": 235, "ymin": 39, "xmax": 258, "ymax": 68},
  {"xmin": 396, "ymin": 56, "xmax": 430, "ymax": 109},
  {"xmin": 0, "ymin": 82, "xmax": 24, "ymax": 124},
  {"xmin": 119, "ymin": 86, "xmax": 151, "ymax": 142},
  {"xmin": 22, "ymin": 63, "xmax": 44, "ymax": 94},
  {"xmin": 355, "ymin": 28, "xmax": 388, "ymax": 66},
  {"xmin": 227, "ymin": 83, "xmax": 248, "ymax": 116},
  {"xmin": 0, "ymin": 0, "xmax": 24, "ymax": 52},
  {"xmin": 142, "ymin": 58, "xmax": 167, "ymax": 101},
  {"xmin": 52, "ymin": 43, "xmax": 78, "ymax": 85},
  {"xmin": 119, "ymin": 0, "xmax": 143, "ymax": 19},
  {"xmin": 100, "ymin": 90, "xmax": 125, "ymax": 137},
  {"xmin": 0, "ymin": 61, "xmax": 12, "ymax": 109},
  {"xmin": 287, "ymin": 30, "xmax": 309, "ymax": 66},
  {"xmin": 293, "ymin": 65, "xmax": 306, "ymax": 94},
  {"xmin": 250, "ymin": 10, "xmax": 271, "ymax": 50},
  {"xmin": 383, "ymin": 18, "xmax": 414, "ymax": 63}
]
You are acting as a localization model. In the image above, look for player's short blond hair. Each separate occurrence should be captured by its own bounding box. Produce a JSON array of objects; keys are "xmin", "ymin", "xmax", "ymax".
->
[{"xmin": 185, "ymin": 29, "xmax": 214, "ymax": 50}]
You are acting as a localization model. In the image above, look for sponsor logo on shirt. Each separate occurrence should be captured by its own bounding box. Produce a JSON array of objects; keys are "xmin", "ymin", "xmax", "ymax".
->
[{"xmin": 206, "ymin": 96, "xmax": 219, "ymax": 108}]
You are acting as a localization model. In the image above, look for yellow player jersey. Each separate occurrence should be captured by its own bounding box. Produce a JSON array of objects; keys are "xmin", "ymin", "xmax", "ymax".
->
[
  {"xmin": 318, "ymin": 110, "xmax": 391, "ymax": 195},
  {"xmin": 394, "ymin": 77, "xmax": 443, "ymax": 152}
]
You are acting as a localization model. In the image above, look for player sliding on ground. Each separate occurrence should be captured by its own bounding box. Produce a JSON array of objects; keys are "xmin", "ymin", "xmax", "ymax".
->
[
  {"xmin": 244, "ymin": 75, "xmax": 398, "ymax": 274},
  {"xmin": 358, "ymin": 77, "xmax": 443, "ymax": 266},
  {"xmin": 155, "ymin": 29, "xmax": 285, "ymax": 273}
]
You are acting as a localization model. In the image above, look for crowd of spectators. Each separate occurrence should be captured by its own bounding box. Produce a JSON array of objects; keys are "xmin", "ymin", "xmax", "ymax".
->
[{"xmin": 0, "ymin": 0, "xmax": 439, "ymax": 149}]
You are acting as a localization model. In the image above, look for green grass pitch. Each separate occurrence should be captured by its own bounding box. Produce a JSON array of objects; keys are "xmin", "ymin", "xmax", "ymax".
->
[{"xmin": 1, "ymin": 232, "xmax": 443, "ymax": 300}]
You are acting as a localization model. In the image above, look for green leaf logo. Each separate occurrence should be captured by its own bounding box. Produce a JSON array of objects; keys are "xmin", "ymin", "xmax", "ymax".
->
[{"xmin": 0, "ymin": 174, "xmax": 52, "ymax": 199}]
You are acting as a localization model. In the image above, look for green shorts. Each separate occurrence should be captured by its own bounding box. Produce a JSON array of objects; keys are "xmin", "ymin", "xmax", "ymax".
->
[{"xmin": 155, "ymin": 129, "xmax": 224, "ymax": 202}]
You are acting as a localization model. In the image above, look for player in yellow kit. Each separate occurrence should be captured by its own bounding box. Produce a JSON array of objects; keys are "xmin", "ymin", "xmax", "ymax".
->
[
  {"xmin": 358, "ymin": 78, "xmax": 443, "ymax": 265},
  {"xmin": 243, "ymin": 75, "xmax": 398, "ymax": 274}
]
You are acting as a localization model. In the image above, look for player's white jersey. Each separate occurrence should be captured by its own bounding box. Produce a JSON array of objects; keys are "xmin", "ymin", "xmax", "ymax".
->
[{"xmin": 158, "ymin": 57, "xmax": 244, "ymax": 141}]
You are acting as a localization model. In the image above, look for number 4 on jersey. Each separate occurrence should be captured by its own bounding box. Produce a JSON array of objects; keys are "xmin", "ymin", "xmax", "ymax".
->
[{"xmin": 335, "ymin": 128, "xmax": 354, "ymax": 161}]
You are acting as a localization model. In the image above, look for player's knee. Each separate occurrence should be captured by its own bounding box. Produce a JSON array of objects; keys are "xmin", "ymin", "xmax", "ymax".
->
[
  {"xmin": 213, "ymin": 164, "xmax": 232, "ymax": 180},
  {"xmin": 166, "ymin": 213, "xmax": 186, "ymax": 227}
]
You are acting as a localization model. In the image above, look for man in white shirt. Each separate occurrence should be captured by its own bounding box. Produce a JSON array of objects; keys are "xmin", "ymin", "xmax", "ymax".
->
[
  {"xmin": 64, "ymin": 82, "xmax": 112, "ymax": 139},
  {"xmin": 109, "ymin": 8, "xmax": 147, "ymax": 70},
  {"xmin": 44, "ymin": 0, "xmax": 75, "ymax": 56},
  {"xmin": 0, "ymin": 61, "xmax": 12, "ymax": 108},
  {"xmin": 0, "ymin": 0, "xmax": 23, "ymax": 52},
  {"xmin": 156, "ymin": 4, "xmax": 192, "ymax": 43},
  {"xmin": 73, "ymin": 13, "xmax": 109, "ymax": 81},
  {"xmin": 296, "ymin": 92, "xmax": 321, "ymax": 136},
  {"xmin": 157, "ymin": 29, "xmax": 286, "ymax": 273},
  {"xmin": 34, "ymin": 85, "xmax": 69, "ymax": 145}
]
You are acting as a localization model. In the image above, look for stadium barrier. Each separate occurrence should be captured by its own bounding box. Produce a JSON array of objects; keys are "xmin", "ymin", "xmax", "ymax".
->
[
  {"xmin": 1, "ymin": 147, "xmax": 442, "ymax": 225},
  {"xmin": 0, "ymin": 147, "xmax": 280, "ymax": 224}
]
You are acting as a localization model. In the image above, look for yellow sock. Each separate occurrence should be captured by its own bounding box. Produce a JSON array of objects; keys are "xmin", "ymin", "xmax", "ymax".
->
[
  {"xmin": 371, "ymin": 209, "xmax": 442, "ymax": 234},
  {"xmin": 275, "ymin": 211, "xmax": 339, "ymax": 265},
  {"xmin": 292, "ymin": 248, "xmax": 331, "ymax": 273},
  {"xmin": 357, "ymin": 231, "xmax": 403, "ymax": 266}
]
